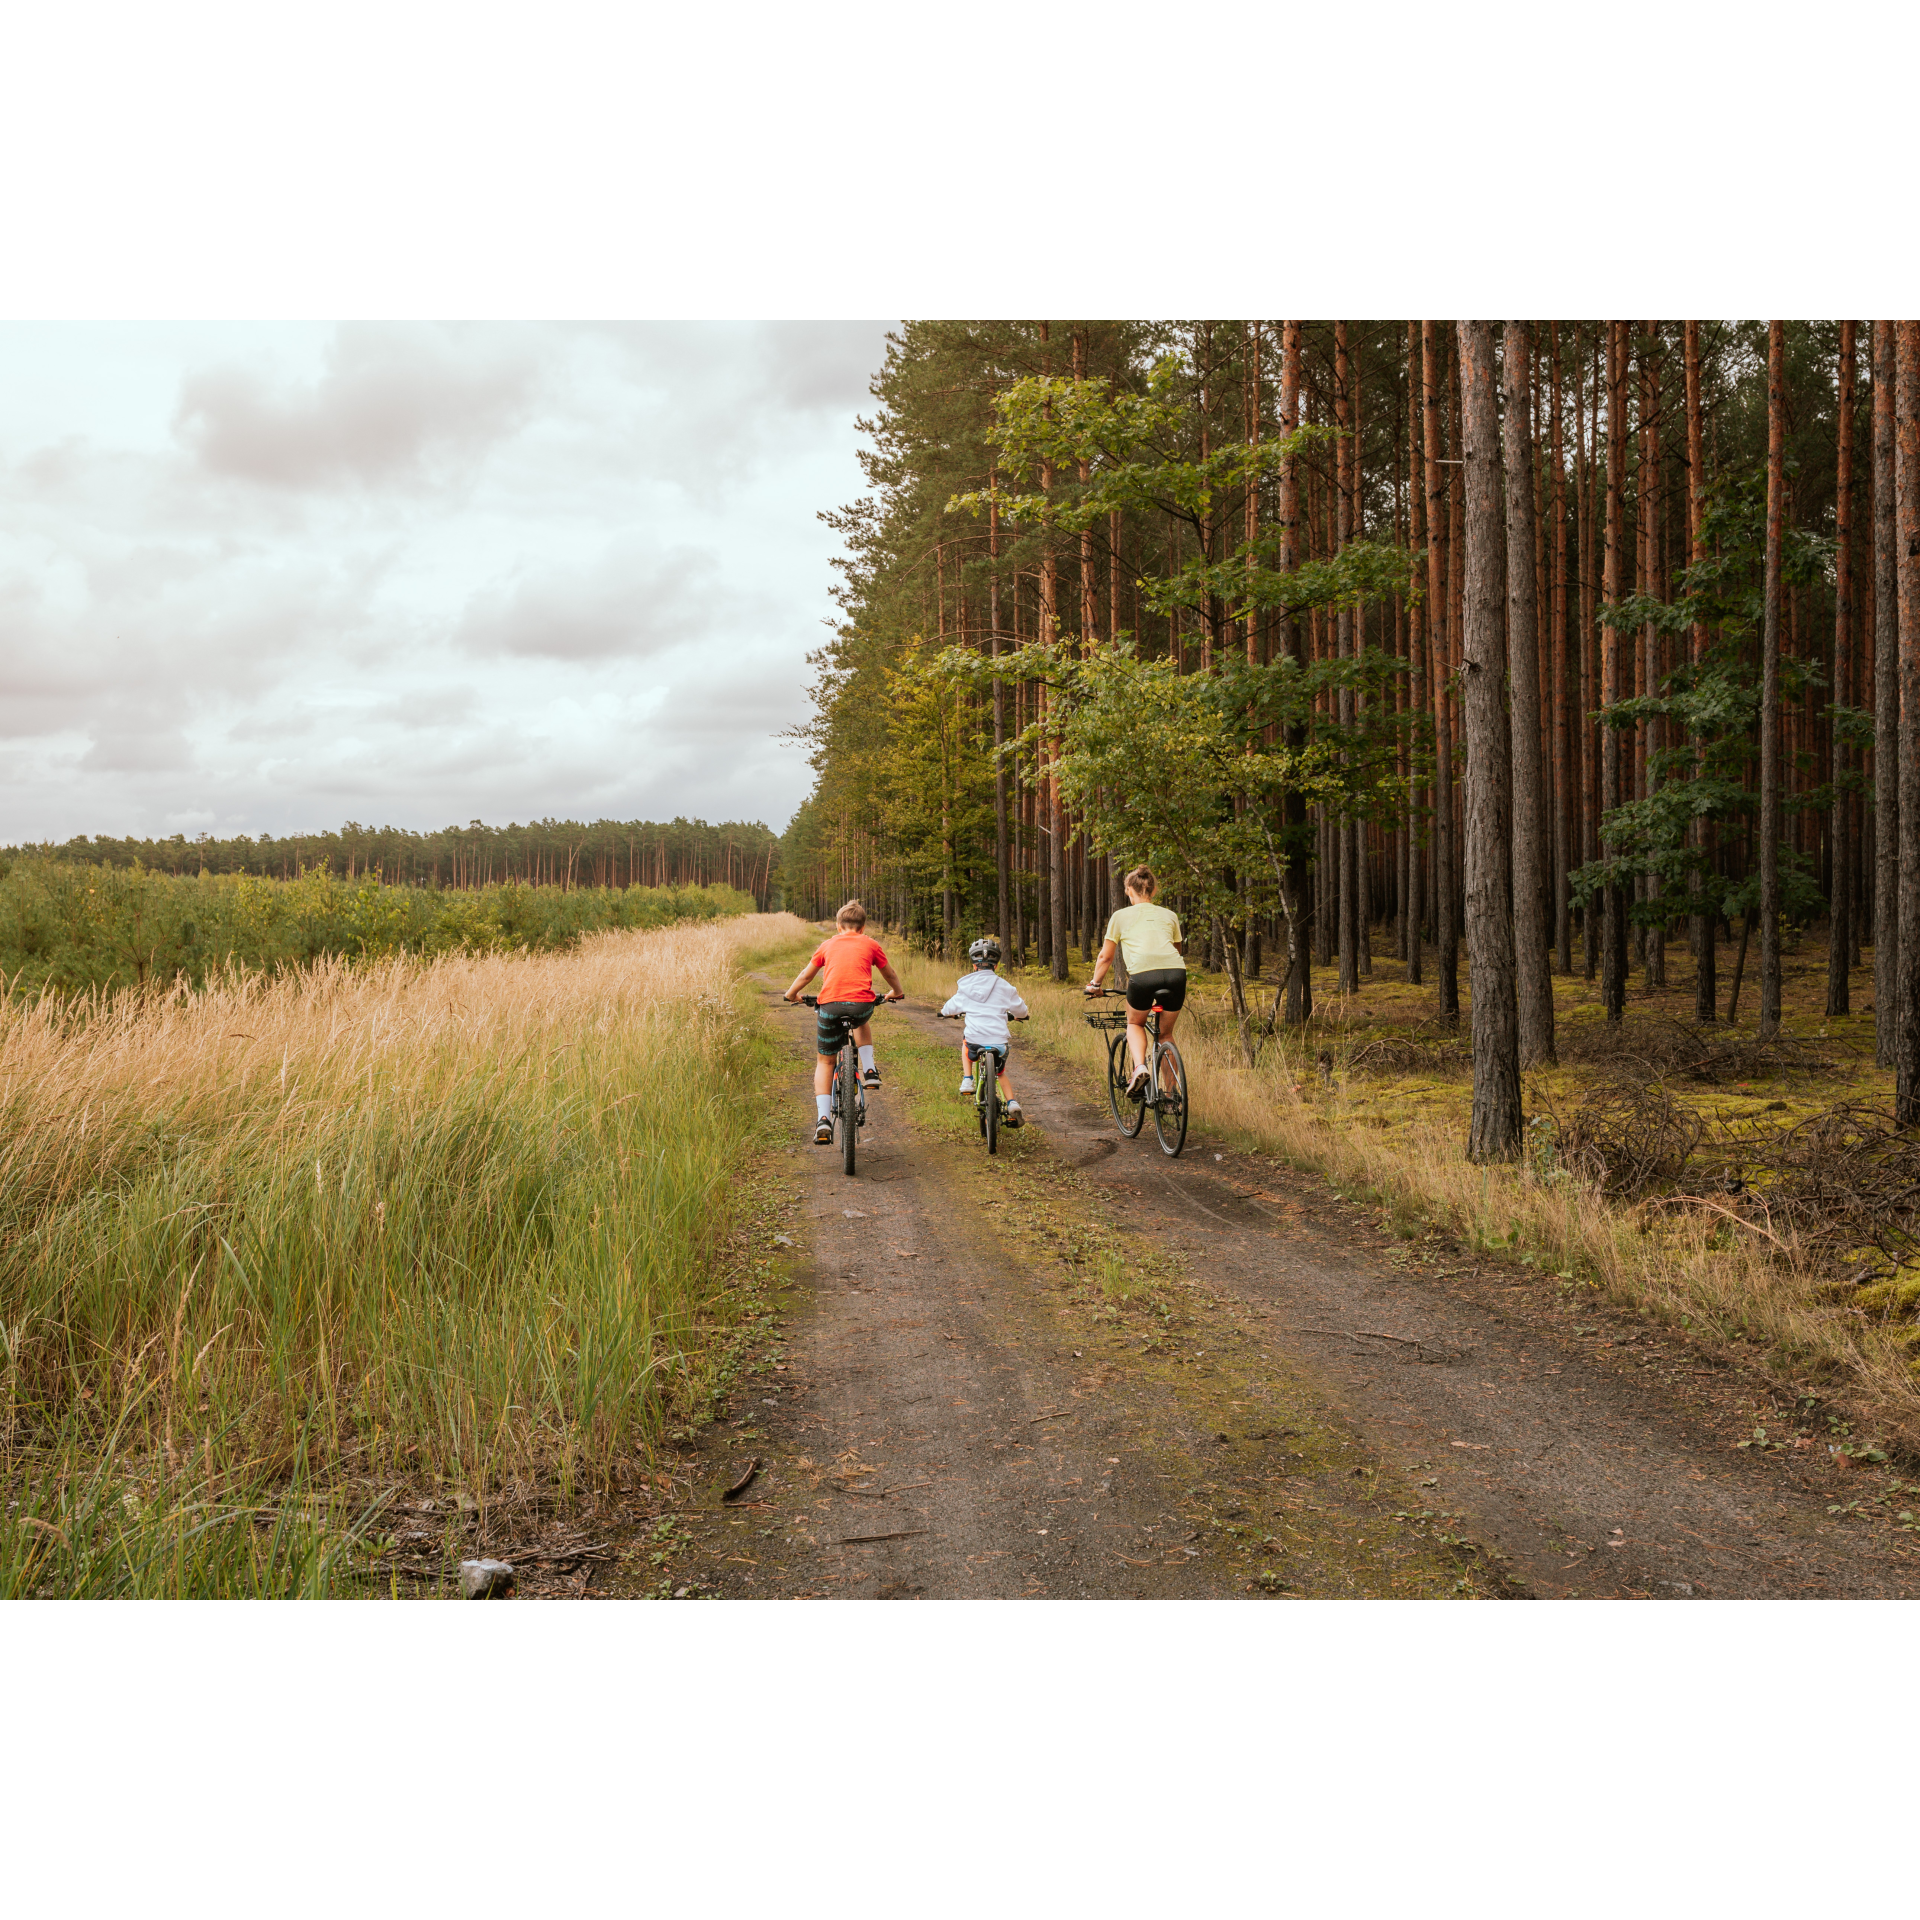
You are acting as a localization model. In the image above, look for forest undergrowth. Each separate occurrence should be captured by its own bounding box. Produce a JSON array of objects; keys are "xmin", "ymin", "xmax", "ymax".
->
[
  {"xmin": 888, "ymin": 926, "xmax": 1920, "ymax": 1445},
  {"xmin": 0, "ymin": 910, "xmax": 810, "ymax": 1597}
]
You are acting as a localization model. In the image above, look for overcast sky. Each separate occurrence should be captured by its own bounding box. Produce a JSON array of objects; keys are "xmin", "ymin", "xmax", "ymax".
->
[{"xmin": 0, "ymin": 321, "xmax": 889, "ymax": 844}]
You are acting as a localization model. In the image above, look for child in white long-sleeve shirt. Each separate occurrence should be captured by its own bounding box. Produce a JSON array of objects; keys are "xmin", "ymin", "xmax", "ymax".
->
[{"xmin": 940, "ymin": 937, "xmax": 1029, "ymax": 1126}]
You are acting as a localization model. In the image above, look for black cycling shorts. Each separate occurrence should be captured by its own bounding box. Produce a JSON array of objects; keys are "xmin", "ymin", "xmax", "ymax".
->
[
  {"xmin": 815, "ymin": 999, "xmax": 877, "ymax": 1054},
  {"xmin": 1126, "ymin": 968, "xmax": 1187, "ymax": 1013}
]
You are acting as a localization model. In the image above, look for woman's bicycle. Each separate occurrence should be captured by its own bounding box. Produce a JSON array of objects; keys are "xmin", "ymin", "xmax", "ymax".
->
[
  {"xmin": 1083, "ymin": 989, "xmax": 1188, "ymax": 1157},
  {"xmin": 937, "ymin": 1012, "xmax": 1028, "ymax": 1156},
  {"xmin": 797, "ymin": 994, "xmax": 879, "ymax": 1176}
]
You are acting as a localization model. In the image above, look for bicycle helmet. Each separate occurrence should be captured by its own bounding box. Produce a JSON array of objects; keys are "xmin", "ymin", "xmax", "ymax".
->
[{"xmin": 968, "ymin": 936, "xmax": 1002, "ymax": 966}]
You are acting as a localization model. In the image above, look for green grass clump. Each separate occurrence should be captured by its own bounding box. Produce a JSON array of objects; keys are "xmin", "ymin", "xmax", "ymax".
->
[{"xmin": 0, "ymin": 1399, "xmax": 384, "ymax": 1599}]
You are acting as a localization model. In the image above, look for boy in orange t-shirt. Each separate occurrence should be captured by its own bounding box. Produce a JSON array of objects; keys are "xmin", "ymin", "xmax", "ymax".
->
[{"xmin": 783, "ymin": 899, "xmax": 905, "ymax": 1144}]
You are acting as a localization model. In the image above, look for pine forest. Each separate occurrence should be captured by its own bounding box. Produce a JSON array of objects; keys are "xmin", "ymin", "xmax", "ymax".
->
[
  {"xmin": 786, "ymin": 320, "xmax": 1916, "ymax": 1161},
  {"xmin": 11, "ymin": 814, "xmax": 780, "ymax": 900}
]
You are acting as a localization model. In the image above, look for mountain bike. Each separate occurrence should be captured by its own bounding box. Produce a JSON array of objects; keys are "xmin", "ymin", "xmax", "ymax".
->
[
  {"xmin": 1083, "ymin": 990, "xmax": 1188, "ymax": 1157},
  {"xmin": 937, "ymin": 1012, "xmax": 1028, "ymax": 1156},
  {"xmin": 796, "ymin": 994, "xmax": 882, "ymax": 1176}
]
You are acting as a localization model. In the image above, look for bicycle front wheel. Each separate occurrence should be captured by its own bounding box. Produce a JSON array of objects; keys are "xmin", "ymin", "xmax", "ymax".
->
[
  {"xmin": 841, "ymin": 1045, "xmax": 859, "ymax": 1176},
  {"xmin": 1153, "ymin": 1042, "xmax": 1188, "ymax": 1157},
  {"xmin": 1108, "ymin": 1033, "xmax": 1146, "ymax": 1137}
]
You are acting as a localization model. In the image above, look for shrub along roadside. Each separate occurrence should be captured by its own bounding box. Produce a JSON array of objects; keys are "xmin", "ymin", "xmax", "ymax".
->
[
  {"xmin": 0, "ymin": 855, "xmax": 754, "ymax": 999},
  {"xmin": 0, "ymin": 912, "xmax": 812, "ymax": 1597}
]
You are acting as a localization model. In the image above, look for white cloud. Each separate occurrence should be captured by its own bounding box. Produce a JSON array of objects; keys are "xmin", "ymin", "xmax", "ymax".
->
[
  {"xmin": 452, "ymin": 541, "xmax": 750, "ymax": 663},
  {"xmin": 0, "ymin": 320, "xmax": 889, "ymax": 841},
  {"xmin": 174, "ymin": 325, "xmax": 539, "ymax": 490}
]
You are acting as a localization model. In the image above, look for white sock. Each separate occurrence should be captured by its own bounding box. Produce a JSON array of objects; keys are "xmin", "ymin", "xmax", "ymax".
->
[
  {"xmin": 858, "ymin": 1046, "xmax": 875, "ymax": 1072},
  {"xmin": 816, "ymin": 1095, "xmax": 832, "ymax": 1119}
]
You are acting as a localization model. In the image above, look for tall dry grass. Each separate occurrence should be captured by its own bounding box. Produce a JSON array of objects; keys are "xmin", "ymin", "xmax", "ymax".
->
[
  {"xmin": 890, "ymin": 948, "xmax": 1920, "ymax": 1430},
  {"xmin": 0, "ymin": 911, "xmax": 810, "ymax": 1575}
]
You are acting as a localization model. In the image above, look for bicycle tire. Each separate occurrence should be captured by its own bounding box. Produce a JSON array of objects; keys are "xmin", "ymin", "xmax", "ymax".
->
[
  {"xmin": 840, "ymin": 1044, "xmax": 858, "ymax": 1176},
  {"xmin": 981, "ymin": 1049, "xmax": 998, "ymax": 1156},
  {"xmin": 1108, "ymin": 1032, "xmax": 1146, "ymax": 1137},
  {"xmin": 1153, "ymin": 1041, "xmax": 1188, "ymax": 1157}
]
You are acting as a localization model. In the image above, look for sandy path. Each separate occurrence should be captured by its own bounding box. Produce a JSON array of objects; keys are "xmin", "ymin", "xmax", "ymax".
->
[{"xmin": 651, "ymin": 986, "xmax": 1920, "ymax": 1601}]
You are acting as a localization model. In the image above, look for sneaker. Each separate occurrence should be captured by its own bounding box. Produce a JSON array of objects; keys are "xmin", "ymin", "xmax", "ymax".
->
[
  {"xmin": 1005, "ymin": 1101, "xmax": 1024, "ymax": 1128},
  {"xmin": 813, "ymin": 1118, "xmax": 833, "ymax": 1145},
  {"xmin": 1126, "ymin": 1066, "xmax": 1150, "ymax": 1097},
  {"xmin": 958, "ymin": 1075, "xmax": 975, "ymax": 1095},
  {"xmin": 862, "ymin": 1066, "xmax": 881, "ymax": 1088}
]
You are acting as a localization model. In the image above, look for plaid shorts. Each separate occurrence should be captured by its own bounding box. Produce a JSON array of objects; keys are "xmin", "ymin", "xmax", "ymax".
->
[{"xmin": 815, "ymin": 1000, "xmax": 876, "ymax": 1054}]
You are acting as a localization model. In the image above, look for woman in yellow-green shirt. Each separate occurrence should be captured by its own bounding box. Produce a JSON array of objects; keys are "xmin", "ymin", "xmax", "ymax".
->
[{"xmin": 1084, "ymin": 865, "xmax": 1186, "ymax": 1094}]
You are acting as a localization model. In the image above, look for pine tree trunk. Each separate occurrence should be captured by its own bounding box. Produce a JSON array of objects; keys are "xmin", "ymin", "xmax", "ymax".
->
[
  {"xmin": 1640, "ymin": 323, "xmax": 1665, "ymax": 991},
  {"xmin": 989, "ymin": 483, "xmax": 1010, "ymax": 947},
  {"xmin": 1503, "ymin": 322, "xmax": 1555, "ymax": 1066},
  {"xmin": 1685, "ymin": 320, "xmax": 1716, "ymax": 1022},
  {"xmin": 1073, "ymin": 330, "xmax": 1097, "ymax": 963},
  {"xmin": 1242, "ymin": 321, "xmax": 1263, "ymax": 982},
  {"xmin": 1896, "ymin": 322, "xmax": 1920, "ymax": 1123},
  {"xmin": 1405, "ymin": 321, "xmax": 1426, "ymax": 988},
  {"xmin": 1551, "ymin": 322, "xmax": 1572, "ymax": 976},
  {"xmin": 1354, "ymin": 338, "xmax": 1372, "ymax": 981},
  {"xmin": 1449, "ymin": 354, "xmax": 1467, "ymax": 951},
  {"xmin": 1458, "ymin": 322, "xmax": 1522, "ymax": 1160},
  {"xmin": 1601, "ymin": 322, "xmax": 1629, "ymax": 1021},
  {"xmin": 1579, "ymin": 329, "xmax": 1599, "ymax": 982},
  {"xmin": 1335, "ymin": 321, "xmax": 1358, "ymax": 996},
  {"xmin": 1875, "ymin": 321, "xmax": 1900, "ymax": 1067},
  {"xmin": 1423, "ymin": 322, "xmax": 1460, "ymax": 1026},
  {"xmin": 1829, "ymin": 322, "xmax": 1857, "ymax": 1016},
  {"xmin": 1280, "ymin": 322, "xmax": 1313, "ymax": 1026},
  {"xmin": 1759, "ymin": 321, "xmax": 1786, "ymax": 1038},
  {"xmin": 1040, "ymin": 388, "xmax": 1068, "ymax": 978}
]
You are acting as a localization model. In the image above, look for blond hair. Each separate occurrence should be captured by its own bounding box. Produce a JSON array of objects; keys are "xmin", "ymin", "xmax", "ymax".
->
[
  {"xmin": 1123, "ymin": 867, "xmax": 1157, "ymax": 899},
  {"xmin": 835, "ymin": 899, "xmax": 868, "ymax": 929}
]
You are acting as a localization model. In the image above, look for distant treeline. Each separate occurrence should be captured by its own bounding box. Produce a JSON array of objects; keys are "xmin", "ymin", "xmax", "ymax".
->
[
  {"xmin": 7, "ymin": 816, "xmax": 783, "ymax": 905},
  {"xmin": 0, "ymin": 859, "xmax": 756, "ymax": 998}
]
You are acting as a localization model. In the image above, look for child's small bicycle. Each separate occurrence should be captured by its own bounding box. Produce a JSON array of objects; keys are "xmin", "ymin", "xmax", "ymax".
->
[{"xmin": 938, "ymin": 1012, "xmax": 1028, "ymax": 1156}]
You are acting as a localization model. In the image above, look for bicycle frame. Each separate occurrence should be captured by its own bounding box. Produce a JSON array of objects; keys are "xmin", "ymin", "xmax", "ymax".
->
[
  {"xmin": 1083, "ymin": 989, "xmax": 1187, "ymax": 1156},
  {"xmin": 794, "ymin": 993, "xmax": 886, "ymax": 1176}
]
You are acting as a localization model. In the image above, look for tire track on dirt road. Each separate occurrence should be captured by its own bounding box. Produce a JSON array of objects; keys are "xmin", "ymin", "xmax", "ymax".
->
[
  {"xmin": 657, "ymin": 986, "xmax": 1495, "ymax": 1600},
  {"xmin": 993, "ymin": 1009, "xmax": 1920, "ymax": 1601},
  {"xmin": 656, "ymin": 985, "xmax": 1920, "ymax": 1601}
]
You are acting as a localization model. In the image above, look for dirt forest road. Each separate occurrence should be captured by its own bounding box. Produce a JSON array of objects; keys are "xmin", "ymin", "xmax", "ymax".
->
[{"xmin": 657, "ymin": 982, "xmax": 1920, "ymax": 1602}]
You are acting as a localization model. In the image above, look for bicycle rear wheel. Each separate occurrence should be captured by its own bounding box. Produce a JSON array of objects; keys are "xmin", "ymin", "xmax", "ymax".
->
[
  {"xmin": 840, "ymin": 1045, "xmax": 859, "ymax": 1176},
  {"xmin": 1108, "ymin": 1032, "xmax": 1146, "ymax": 1137},
  {"xmin": 1152, "ymin": 1041, "xmax": 1188, "ymax": 1157},
  {"xmin": 980, "ymin": 1050, "xmax": 999, "ymax": 1155}
]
